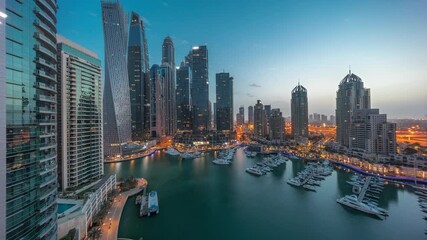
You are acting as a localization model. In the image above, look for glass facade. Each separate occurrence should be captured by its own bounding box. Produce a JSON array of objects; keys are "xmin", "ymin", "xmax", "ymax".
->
[
  {"xmin": 161, "ymin": 37, "xmax": 176, "ymax": 136},
  {"xmin": 128, "ymin": 12, "xmax": 150, "ymax": 141},
  {"xmin": 5, "ymin": 0, "xmax": 58, "ymax": 239},
  {"xmin": 102, "ymin": 0, "xmax": 132, "ymax": 157},
  {"xmin": 215, "ymin": 72, "xmax": 233, "ymax": 131},
  {"xmin": 150, "ymin": 64, "xmax": 165, "ymax": 137},
  {"xmin": 176, "ymin": 65, "xmax": 192, "ymax": 130},
  {"xmin": 291, "ymin": 83, "xmax": 308, "ymax": 137},
  {"xmin": 57, "ymin": 36, "xmax": 103, "ymax": 191},
  {"xmin": 189, "ymin": 46, "xmax": 209, "ymax": 132},
  {"xmin": 0, "ymin": 1, "xmax": 6, "ymax": 238}
]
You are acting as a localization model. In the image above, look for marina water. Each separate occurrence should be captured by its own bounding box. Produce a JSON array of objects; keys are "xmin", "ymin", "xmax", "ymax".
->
[{"xmin": 104, "ymin": 148, "xmax": 424, "ymax": 240}]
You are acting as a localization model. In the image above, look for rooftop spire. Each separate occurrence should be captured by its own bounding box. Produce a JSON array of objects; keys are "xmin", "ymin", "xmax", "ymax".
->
[{"xmin": 349, "ymin": 65, "xmax": 351, "ymax": 75}]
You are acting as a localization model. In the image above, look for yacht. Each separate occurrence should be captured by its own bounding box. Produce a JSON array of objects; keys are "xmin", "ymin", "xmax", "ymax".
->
[
  {"xmin": 180, "ymin": 152, "xmax": 195, "ymax": 159},
  {"xmin": 287, "ymin": 178, "xmax": 302, "ymax": 187},
  {"xmin": 193, "ymin": 150, "xmax": 202, "ymax": 157},
  {"xmin": 336, "ymin": 195, "xmax": 387, "ymax": 219},
  {"xmin": 246, "ymin": 167, "xmax": 264, "ymax": 176},
  {"xmin": 212, "ymin": 158, "xmax": 231, "ymax": 165},
  {"xmin": 165, "ymin": 148, "xmax": 180, "ymax": 156},
  {"xmin": 303, "ymin": 184, "xmax": 317, "ymax": 192}
]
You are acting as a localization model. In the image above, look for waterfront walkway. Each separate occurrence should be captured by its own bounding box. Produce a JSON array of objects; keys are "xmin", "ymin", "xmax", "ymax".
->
[
  {"xmin": 100, "ymin": 178, "xmax": 147, "ymax": 240},
  {"xmin": 104, "ymin": 149, "xmax": 158, "ymax": 163}
]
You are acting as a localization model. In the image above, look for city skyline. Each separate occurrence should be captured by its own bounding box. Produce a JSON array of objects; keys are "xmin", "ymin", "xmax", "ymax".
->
[{"xmin": 57, "ymin": 0, "xmax": 427, "ymax": 119}]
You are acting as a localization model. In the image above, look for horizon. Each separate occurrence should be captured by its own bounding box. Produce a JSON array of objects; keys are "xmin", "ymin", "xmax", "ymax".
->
[{"xmin": 57, "ymin": 0, "xmax": 427, "ymax": 119}]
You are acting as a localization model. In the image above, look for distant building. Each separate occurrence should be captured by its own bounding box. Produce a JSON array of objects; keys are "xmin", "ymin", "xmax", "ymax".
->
[
  {"xmin": 248, "ymin": 106, "xmax": 254, "ymax": 125},
  {"xmin": 350, "ymin": 109, "xmax": 396, "ymax": 155},
  {"xmin": 330, "ymin": 115, "xmax": 336, "ymax": 125},
  {"xmin": 150, "ymin": 64, "xmax": 165, "ymax": 137},
  {"xmin": 176, "ymin": 63, "xmax": 192, "ymax": 130},
  {"xmin": 269, "ymin": 108, "xmax": 284, "ymax": 141},
  {"xmin": 291, "ymin": 83, "xmax": 309, "ymax": 137},
  {"xmin": 336, "ymin": 71, "xmax": 371, "ymax": 147},
  {"xmin": 102, "ymin": 0, "xmax": 132, "ymax": 156},
  {"xmin": 161, "ymin": 37, "xmax": 177, "ymax": 136},
  {"xmin": 128, "ymin": 12, "xmax": 150, "ymax": 141},
  {"xmin": 189, "ymin": 46, "xmax": 209, "ymax": 132},
  {"xmin": 321, "ymin": 114, "xmax": 328, "ymax": 123},
  {"xmin": 254, "ymin": 100, "xmax": 266, "ymax": 137},
  {"xmin": 313, "ymin": 113, "xmax": 321, "ymax": 122},
  {"xmin": 236, "ymin": 106, "xmax": 245, "ymax": 125},
  {"xmin": 57, "ymin": 36, "xmax": 103, "ymax": 191},
  {"xmin": 216, "ymin": 72, "xmax": 234, "ymax": 131}
]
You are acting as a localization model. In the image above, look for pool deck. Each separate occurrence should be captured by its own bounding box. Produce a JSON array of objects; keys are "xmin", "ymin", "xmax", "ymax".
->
[{"xmin": 100, "ymin": 178, "xmax": 147, "ymax": 240}]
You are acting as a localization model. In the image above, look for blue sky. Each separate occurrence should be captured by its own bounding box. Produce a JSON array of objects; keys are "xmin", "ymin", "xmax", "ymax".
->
[{"xmin": 57, "ymin": 0, "xmax": 427, "ymax": 119}]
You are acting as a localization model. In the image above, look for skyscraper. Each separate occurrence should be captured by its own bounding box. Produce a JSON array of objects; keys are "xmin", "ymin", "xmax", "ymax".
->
[
  {"xmin": 0, "ymin": 3, "xmax": 6, "ymax": 238},
  {"xmin": 236, "ymin": 106, "xmax": 245, "ymax": 125},
  {"xmin": 4, "ymin": 0, "xmax": 58, "ymax": 238},
  {"xmin": 254, "ymin": 100, "xmax": 266, "ymax": 137},
  {"xmin": 161, "ymin": 36, "xmax": 176, "ymax": 135},
  {"xmin": 269, "ymin": 108, "xmax": 284, "ymax": 141},
  {"xmin": 216, "ymin": 72, "xmax": 234, "ymax": 131},
  {"xmin": 101, "ymin": 0, "xmax": 132, "ymax": 156},
  {"xmin": 189, "ymin": 46, "xmax": 209, "ymax": 132},
  {"xmin": 150, "ymin": 64, "xmax": 165, "ymax": 137},
  {"xmin": 336, "ymin": 71, "xmax": 370, "ymax": 147},
  {"xmin": 57, "ymin": 36, "xmax": 103, "ymax": 191},
  {"xmin": 291, "ymin": 83, "xmax": 309, "ymax": 137},
  {"xmin": 248, "ymin": 105, "xmax": 254, "ymax": 125},
  {"xmin": 128, "ymin": 12, "xmax": 150, "ymax": 141},
  {"xmin": 176, "ymin": 63, "xmax": 192, "ymax": 130}
]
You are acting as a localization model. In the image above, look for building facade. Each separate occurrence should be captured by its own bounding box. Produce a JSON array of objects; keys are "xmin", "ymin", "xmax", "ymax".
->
[
  {"xmin": 254, "ymin": 100, "xmax": 266, "ymax": 137},
  {"xmin": 161, "ymin": 37, "xmax": 176, "ymax": 136},
  {"xmin": 216, "ymin": 72, "xmax": 233, "ymax": 131},
  {"xmin": 57, "ymin": 36, "xmax": 103, "ymax": 191},
  {"xmin": 150, "ymin": 64, "xmax": 165, "ymax": 137},
  {"xmin": 248, "ymin": 105, "xmax": 254, "ymax": 125},
  {"xmin": 269, "ymin": 108, "xmax": 284, "ymax": 141},
  {"xmin": 101, "ymin": 0, "xmax": 132, "ymax": 156},
  {"xmin": 5, "ymin": 0, "xmax": 58, "ymax": 238},
  {"xmin": 291, "ymin": 83, "xmax": 308, "ymax": 137},
  {"xmin": 176, "ymin": 63, "xmax": 192, "ymax": 130},
  {"xmin": 128, "ymin": 12, "xmax": 150, "ymax": 141},
  {"xmin": 0, "ymin": 3, "xmax": 6, "ymax": 238},
  {"xmin": 189, "ymin": 46, "xmax": 209, "ymax": 132},
  {"xmin": 236, "ymin": 106, "xmax": 244, "ymax": 125},
  {"xmin": 336, "ymin": 71, "xmax": 370, "ymax": 147}
]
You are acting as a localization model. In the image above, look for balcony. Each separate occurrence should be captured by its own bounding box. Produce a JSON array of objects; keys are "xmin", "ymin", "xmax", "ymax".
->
[
  {"xmin": 34, "ymin": 6, "xmax": 56, "ymax": 29},
  {"xmin": 34, "ymin": 44, "xmax": 56, "ymax": 61},
  {"xmin": 37, "ymin": 82, "xmax": 57, "ymax": 93},
  {"xmin": 34, "ymin": 32, "xmax": 56, "ymax": 52},
  {"xmin": 39, "ymin": 153, "xmax": 56, "ymax": 163},
  {"xmin": 38, "ymin": 107, "xmax": 56, "ymax": 114},
  {"xmin": 36, "ymin": 0, "xmax": 57, "ymax": 20},
  {"xmin": 37, "ymin": 94, "xmax": 56, "ymax": 104},
  {"xmin": 38, "ymin": 119, "xmax": 55, "ymax": 126},
  {"xmin": 40, "ymin": 142, "xmax": 56, "ymax": 151},
  {"xmin": 34, "ymin": 19, "xmax": 56, "ymax": 40},
  {"xmin": 39, "ymin": 131, "xmax": 55, "ymax": 138}
]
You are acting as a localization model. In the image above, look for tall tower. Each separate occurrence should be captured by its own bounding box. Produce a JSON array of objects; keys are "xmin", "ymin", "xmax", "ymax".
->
[
  {"xmin": 161, "ymin": 37, "xmax": 176, "ymax": 135},
  {"xmin": 291, "ymin": 83, "xmax": 309, "ymax": 137},
  {"xmin": 57, "ymin": 36, "xmax": 103, "ymax": 191},
  {"xmin": 189, "ymin": 46, "xmax": 209, "ymax": 132},
  {"xmin": 150, "ymin": 64, "xmax": 166, "ymax": 137},
  {"xmin": 270, "ymin": 108, "xmax": 284, "ymax": 141},
  {"xmin": 248, "ymin": 106, "xmax": 254, "ymax": 125},
  {"xmin": 336, "ymin": 71, "xmax": 370, "ymax": 147},
  {"xmin": 101, "ymin": 0, "xmax": 132, "ymax": 156},
  {"xmin": 254, "ymin": 100, "xmax": 266, "ymax": 137},
  {"xmin": 128, "ymin": 12, "xmax": 150, "ymax": 141},
  {"xmin": 216, "ymin": 72, "xmax": 234, "ymax": 131},
  {"xmin": 176, "ymin": 63, "xmax": 192, "ymax": 130},
  {"xmin": 0, "ymin": 2, "xmax": 6, "ymax": 238},
  {"xmin": 4, "ymin": 0, "xmax": 58, "ymax": 238}
]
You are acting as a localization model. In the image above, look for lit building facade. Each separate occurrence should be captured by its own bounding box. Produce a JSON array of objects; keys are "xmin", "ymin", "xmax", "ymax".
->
[
  {"xmin": 128, "ymin": 12, "xmax": 150, "ymax": 141},
  {"xmin": 0, "ymin": 2, "xmax": 6, "ymax": 238},
  {"xmin": 150, "ymin": 64, "xmax": 165, "ymax": 137},
  {"xmin": 216, "ymin": 72, "xmax": 233, "ymax": 131},
  {"xmin": 5, "ymin": 0, "xmax": 58, "ymax": 238},
  {"xmin": 57, "ymin": 36, "xmax": 103, "ymax": 191},
  {"xmin": 248, "ymin": 105, "xmax": 254, "ymax": 125},
  {"xmin": 254, "ymin": 100, "xmax": 266, "ymax": 137},
  {"xmin": 176, "ymin": 64, "xmax": 192, "ymax": 130},
  {"xmin": 236, "ymin": 106, "xmax": 244, "ymax": 125},
  {"xmin": 291, "ymin": 83, "xmax": 308, "ymax": 137},
  {"xmin": 269, "ymin": 108, "xmax": 284, "ymax": 141},
  {"xmin": 161, "ymin": 37, "xmax": 176, "ymax": 136},
  {"xmin": 101, "ymin": 0, "xmax": 132, "ymax": 156}
]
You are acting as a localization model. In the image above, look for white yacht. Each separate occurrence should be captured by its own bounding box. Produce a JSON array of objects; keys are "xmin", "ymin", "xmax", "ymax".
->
[
  {"xmin": 193, "ymin": 150, "xmax": 202, "ymax": 157},
  {"xmin": 165, "ymin": 148, "xmax": 180, "ymax": 156},
  {"xmin": 303, "ymin": 184, "xmax": 317, "ymax": 192},
  {"xmin": 212, "ymin": 158, "xmax": 231, "ymax": 165},
  {"xmin": 287, "ymin": 178, "xmax": 302, "ymax": 187},
  {"xmin": 180, "ymin": 152, "xmax": 195, "ymax": 159},
  {"xmin": 336, "ymin": 195, "xmax": 387, "ymax": 219},
  {"xmin": 246, "ymin": 167, "xmax": 264, "ymax": 176}
]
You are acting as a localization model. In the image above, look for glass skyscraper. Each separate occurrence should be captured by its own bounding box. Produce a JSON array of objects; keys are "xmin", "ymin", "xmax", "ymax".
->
[
  {"xmin": 254, "ymin": 100, "xmax": 266, "ymax": 137},
  {"xmin": 176, "ymin": 63, "xmax": 192, "ymax": 130},
  {"xmin": 215, "ymin": 72, "xmax": 233, "ymax": 131},
  {"xmin": 291, "ymin": 83, "xmax": 308, "ymax": 137},
  {"xmin": 0, "ymin": 2, "xmax": 6, "ymax": 238},
  {"xmin": 189, "ymin": 46, "xmax": 209, "ymax": 132},
  {"xmin": 150, "ymin": 64, "xmax": 165, "ymax": 137},
  {"xmin": 336, "ymin": 71, "xmax": 370, "ymax": 147},
  {"xmin": 4, "ymin": 0, "xmax": 58, "ymax": 238},
  {"xmin": 161, "ymin": 37, "xmax": 176, "ymax": 136},
  {"xmin": 57, "ymin": 36, "xmax": 103, "ymax": 191},
  {"xmin": 128, "ymin": 11, "xmax": 150, "ymax": 141},
  {"xmin": 101, "ymin": 0, "xmax": 132, "ymax": 157}
]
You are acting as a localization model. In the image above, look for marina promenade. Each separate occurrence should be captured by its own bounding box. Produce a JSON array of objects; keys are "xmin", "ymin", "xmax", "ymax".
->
[{"xmin": 100, "ymin": 178, "xmax": 147, "ymax": 240}]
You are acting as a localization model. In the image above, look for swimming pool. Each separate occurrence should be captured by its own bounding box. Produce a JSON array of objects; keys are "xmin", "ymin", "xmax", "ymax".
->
[{"xmin": 57, "ymin": 203, "xmax": 75, "ymax": 214}]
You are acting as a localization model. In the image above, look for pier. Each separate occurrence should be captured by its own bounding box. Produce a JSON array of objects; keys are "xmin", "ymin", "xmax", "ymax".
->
[{"xmin": 358, "ymin": 176, "xmax": 372, "ymax": 201}]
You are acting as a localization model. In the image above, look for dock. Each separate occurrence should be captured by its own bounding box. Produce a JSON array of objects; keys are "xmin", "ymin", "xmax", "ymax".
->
[
  {"xmin": 358, "ymin": 176, "xmax": 372, "ymax": 201},
  {"xmin": 140, "ymin": 196, "xmax": 148, "ymax": 216}
]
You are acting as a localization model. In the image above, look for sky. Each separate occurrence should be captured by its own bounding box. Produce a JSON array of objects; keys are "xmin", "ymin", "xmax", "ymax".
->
[{"xmin": 57, "ymin": 0, "xmax": 427, "ymax": 119}]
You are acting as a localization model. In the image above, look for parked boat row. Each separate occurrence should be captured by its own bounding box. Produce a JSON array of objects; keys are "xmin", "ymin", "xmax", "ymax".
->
[
  {"xmin": 413, "ymin": 185, "xmax": 427, "ymax": 234},
  {"xmin": 165, "ymin": 147, "xmax": 180, "ymax": 156},
  {"xmin": 286, "ymin": 161, "xmax": 333, "ymax": 191},
  {"xmin": 212, "ymin": 147, "xmax": 239, "ymax": 165},
  {"xmin": 245, "ymin": 151, "xmax": 257, "ymax": 158},
  {"xmin": 246, "ymin": 154, "xmax": 288, "ymax": 176},
  {"xmin": 337, "ymin": 175, "xmax": 388, "ymax": 220},
  {"xmin": 180, "ymin": 150, "xmax": 202, "ymax": 159}
]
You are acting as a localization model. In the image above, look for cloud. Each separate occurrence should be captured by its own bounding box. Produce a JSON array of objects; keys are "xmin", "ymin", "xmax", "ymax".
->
[
  {"xmin": 162, "ymin": 1, "xmax": 169, "ymax": 7},
  {"xmin": 246, "ymin": 93, "xmax": 255, "ymax": 98},
  {"xmin": 249, "ymin": 83, "xmax": 261, "ymax": 88}
]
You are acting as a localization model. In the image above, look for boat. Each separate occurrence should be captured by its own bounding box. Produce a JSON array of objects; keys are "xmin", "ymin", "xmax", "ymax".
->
[
  {"xmin": 148, "ymin": 191, "xmax": 159, "ymax": 216},
  {"xmin": 303, "ymin": 184, "xmax": 317, "ymax": 192},
  {"xmin": 212, "ymin": 158, "xmax": 231, "ymax": 165},
  {"xmin": 336, "ymin": 195, "xmax": 387, "ymax": 219},
  {"xmin": 287, "ymin": 178, "xmax": 302, "ymax": 187},
  {"xmin": 246, "ymin": 167, "xmax": 264, "ymax": 176},
  {"xmin": 180, "ymin": 152, "xmax": 195, "ymax": 159},
  {"xmin": 193, "ymin": 150, "xmax": 202, "ymax": 157},
  {"xmin": 165, "ymin": 148, "xmax": 180, "ymax": 156}
]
